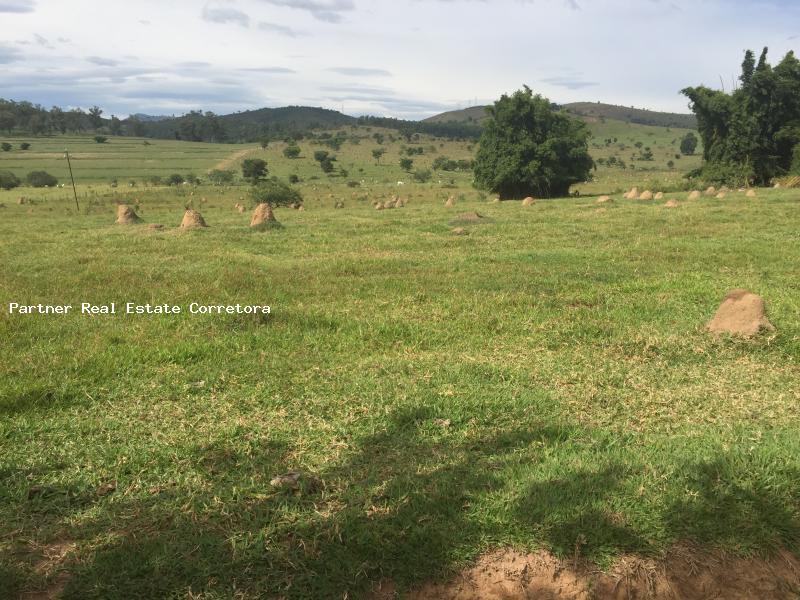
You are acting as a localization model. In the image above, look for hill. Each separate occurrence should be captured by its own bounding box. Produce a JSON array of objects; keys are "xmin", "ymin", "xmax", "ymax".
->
[{"xmin": 425, "ymin": 102, "xmax": 696, "ymax": 129}]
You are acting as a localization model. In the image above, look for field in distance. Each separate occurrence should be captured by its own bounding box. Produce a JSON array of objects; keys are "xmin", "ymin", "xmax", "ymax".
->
[{"xmin": 0, "ymin": 114, "xmax": 702, "ymax": 196}]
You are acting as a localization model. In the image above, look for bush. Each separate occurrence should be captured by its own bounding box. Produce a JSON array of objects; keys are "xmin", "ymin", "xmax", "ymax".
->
[
  {"xmin": 283, "ymin": 145, "xmax": 301, "ymax": 159},
  {"xmin": 148, "ymin": 175, "xmax": 163, "ymax": 185},
  {"xmin": 185, "ymin": 173, "xmax": 200, "ymax": 185},
  {"xmin": 207, "ymin": 169, "xmax": 235, "ymax": 185},
  {"xmin": 166, "ymin": 173, "xmax": 185, "ymax": 186},
  {"xmin": 94, "ymin": 135, "xmax": 108, "ymax": 144},
  {"xmin": 250, "ymin": 178, "xmax": 303, "ymax": 207},
  {"xmin": 19, "ymin": 142, "xmax": 30, "ymax": 150},
  {"xmin": 412, "ymin": 169, "xmax": 432, "ymax": 183},
  {"xmin": 288, "ymin": 174, "xmax": 300, "ymax": 184},
  {"xmin": 242, "ymin": 159, "xmax": 268, "ymax": 183},
  {"xmin": 0, "ymin": 170, "xmax": 21, "ymax": 190},
  {"xmin": 1, "ymin": 142, "xmax": 11, "ymax": 152},
  {"xmin": 26, "ymin": 170, "xmax": 58, "ymax": 187}
]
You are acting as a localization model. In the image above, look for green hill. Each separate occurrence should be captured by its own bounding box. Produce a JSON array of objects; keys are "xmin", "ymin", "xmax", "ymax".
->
[{"xmin": 425, "ymin": 102, "xmax": 696, "ymax": 129}]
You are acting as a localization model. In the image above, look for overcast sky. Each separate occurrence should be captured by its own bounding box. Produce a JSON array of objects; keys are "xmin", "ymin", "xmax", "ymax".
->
[{"xmin": 1, "ymin": 0, "xmax": 798, "ymax": 120}]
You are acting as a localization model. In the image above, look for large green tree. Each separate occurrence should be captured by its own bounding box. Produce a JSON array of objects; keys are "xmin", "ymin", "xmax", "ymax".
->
[
  {"xmin": 682, "ymin": 48, "xmax": 800, "ymax": 185},
  {"xmin": 473, "ymin": 87, "xmax": 593, "ymax": 198}
]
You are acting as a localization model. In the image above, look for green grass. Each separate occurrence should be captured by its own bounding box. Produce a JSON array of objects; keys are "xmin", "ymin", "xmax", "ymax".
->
[{"xmin": 1, "ymin": 178, "xmax": 799, "ymax": 598}]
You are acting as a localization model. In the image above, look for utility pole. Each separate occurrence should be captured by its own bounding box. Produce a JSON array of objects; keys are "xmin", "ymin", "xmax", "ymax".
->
[{"xmin": 65, "ymin": 149, "xmax": 79, "ymax": 211}]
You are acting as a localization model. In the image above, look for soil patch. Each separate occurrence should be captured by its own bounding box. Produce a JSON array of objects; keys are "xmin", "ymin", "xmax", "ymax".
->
[
  {"xmin": 706, "ymin": 289, "xmax": 775, "ymax": 337},
  {"xmin": 397, "ymin": 545, "xmax": 800, "ymax": 600}
]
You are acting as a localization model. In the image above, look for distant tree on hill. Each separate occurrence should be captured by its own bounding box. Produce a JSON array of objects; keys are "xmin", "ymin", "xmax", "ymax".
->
[
  {"xmin": 0, "ymin": 171, "xmax": 21, "ymax": 190},
  {"xmin": 26, "ymin": 170, "xmax": 57, "ymax": 187},
  {"xmin": 473, "ymin": 87, "xmax": 593, "ymax": 198},
  {"xmin": 242, "ymin": 158, "xmax": 268, "ymax": 183},
  {"xmin": 109, "ymin": 116, "xmax": 123, "ymax": 136},
  {"xmin": 283, "ymin": 145, "xmax": 301, "ymax": 159},
  {"xmin": 371, "ymin": 148, "xmax": 386, "ymax": 164},
  {"xmin": 680, "ymin": 132, "xmax": 698, "ymax": 156},
  {"xmin": 88, "ymin": 106, "xmax": 103, "ymax": 129},
  {"xmin": 207, "ymin": 169, "xmax": 235, "ymax": 185},
  {"xmin": 313, "ymin": 150, "xmax": 329, "ymax": 163},
  {"xmin": 0, "ymin": 110, "xmax": 15, "ymax": 133},
  {"xmin": 682, "ymin": 47, "xmax": 800, "ymax": 184},
  {"xmin": 373, "ymin": 132, "xmax": 384, "ymax": 145},
  {"xmin": 400, "ymin": 158, "xmax": 413, "ymax": 171}
]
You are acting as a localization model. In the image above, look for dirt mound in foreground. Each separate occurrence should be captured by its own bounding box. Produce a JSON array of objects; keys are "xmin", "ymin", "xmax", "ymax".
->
[
  {"xmin": 393, "ymin": 546, "xmax": 800, "ymax": 600},
  {"xmin": 250, "ymin": 203, "xmax": 277, "ymax": 227},
  {"xmin": 180, "ymin": 209, "xmax": 208, "ymax": 229},
  {"xmin": 706, "ymin": 289, "xmax": 775, "ymax": 337},
  {"xmin": 115, "ymin": 205, "xmax": 141, "ymax": 225}
]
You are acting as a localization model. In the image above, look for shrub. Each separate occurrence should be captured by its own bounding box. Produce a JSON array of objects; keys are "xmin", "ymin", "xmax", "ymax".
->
[
  {"xmin": 288, "ymin": 174, "xmax": 300, "ymax": 184},
  {"xmin": 166, "ymin": 173, "xmax": 185, "ymax": 186},
  {"xmin": 19, "ymin": 142, "xmax": 30, "ymax": 150},
  {"xmin": 207, "ymin": 169, "xmax": 235, "ymax": 185},
  {"xmin": 26, "ymin": 170, "xmax": 58, "ymax": 187},
  {"xmin": 283, "ymin": 145, "xmax": 301, "ymax": 159},
  {"xmin": 412, "ymin": 169, "xmax": 432, "ymax": 183},
  {"xmin": 94, "ymin": 135, "xmax": 108, "ymax": 144},
  {"xmin": 242, "ymin": 158, "xmax": 268, "ymax": 183},
  {"xmin": 1, "ymin": 142, "xmax": 11, "ymax": 152},
  {"xmin": 0, "ymin": 170, "xmax": 21, "ymax": 190},
  {"xmin": 250, "ymin": 177, "xmax": 303, "ymax": 207}
]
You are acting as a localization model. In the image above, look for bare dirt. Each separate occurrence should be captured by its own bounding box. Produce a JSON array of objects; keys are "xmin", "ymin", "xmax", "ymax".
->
[
  {"xmin": 115, "ymin": 204, "xmax": 141, "ymax": 225},
  {"xmin": 180, "ymin": 209, "xmax": 208, "ymax": 229},
  {"xmin": 379, "ymin": 545, "xmax": 800, "ymax": 600},
  {"xmin": 250, "ymin": 203, "xmax": 277, "ymax": 227},
  {"xmin": 706, "ymin": 289, "xmax": 775, "ymax": 337}
]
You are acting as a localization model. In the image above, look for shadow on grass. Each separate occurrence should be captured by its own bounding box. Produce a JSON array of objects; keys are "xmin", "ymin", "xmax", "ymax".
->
[{"xmin": 7, "ymin": 407, "xmax": 800, "ymax": 599}]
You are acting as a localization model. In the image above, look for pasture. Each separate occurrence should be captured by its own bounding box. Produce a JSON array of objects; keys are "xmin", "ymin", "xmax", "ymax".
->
[{"xmin": 0, "ymin": 131, "xmax": 798, "ymax": 599}]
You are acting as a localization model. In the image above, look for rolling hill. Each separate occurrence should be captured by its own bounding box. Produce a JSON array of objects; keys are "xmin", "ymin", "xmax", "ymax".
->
[{"xmin": 425, "ymin": 102, "xmax": 696, "ymax": 129}]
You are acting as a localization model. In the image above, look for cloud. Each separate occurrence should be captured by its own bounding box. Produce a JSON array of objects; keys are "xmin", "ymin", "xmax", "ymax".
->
[
  {"xmin": 33, "ymin": 33, "xmax": 53, "ymax": 49},
  {"xmin": 201, "ymin": 4, "xmax": 250, "ymax": 27},
  {"xmin": 241, "ymin": 66, "xmax": 296, "ymax": 73},
  {"xmin": 328, "ymin": 67, "xmax": 391, "ymax": 77},
  {"xmin": 540, "ymin": 76, "xmax": 598, "ymax": 90},
  {"xmin": 0, "ymin": 0, "xmax": 35, "ymax": 13},
  {"xmin": 258, "ymin": 0, "xmax": 354, "ymax": 23},
  {"xmin": 87, "ymin": 56, "xmax": 120, "ymax": 67},
  {"xmin": 257, "ymin": 21, "xmax": 302, "ymax": 36},
  {"xmin": 0, "ymin": 43, "xmax": 21, "ymax": 63}
]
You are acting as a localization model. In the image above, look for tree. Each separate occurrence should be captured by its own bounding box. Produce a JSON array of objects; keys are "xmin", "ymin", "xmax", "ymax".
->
[
  {"xmin": 26, "ymin": 171, "xmax": 58, "ymax": 187},
  {"xmin": 680, "ymin": 132, "xmax": 698, "ymax": 155},
  {"xmin": 373, "ymin": 132, "xmax": 384, "ymax": 145},
  {"xmin": 283, "ymin": 145, "xmax": 301, "ymax": 159},
  {"xmin": 109, "ymin": 116, "xmax": 123, "ymax": 136},
  {"xmin": 88, "ymin": 105, "xmax": 103, "ymax": 129},
  {"xmin": 320, "ymin": 156, "xmax": 336, "ymax": 173},
  {"xmin": 126, "ymin": 116, "xmax": 146, "ymax": 137},
  {"xmin": 0, "ymin": 171, "xmax": 21, "ymax": 190},
  {"xmin": 682, "ymin": 48, "xmax": 800, "ymax": 185},
  {"xmin": 1, "ymin": 142, "xmax": 11, "ymax": 152},
  {"xmin": 313, "ymin": 150, "xmax": 329, "ymax": 163},
  {"xmin": 20, "ymin": 142, "xmax": 30, "ymax": 150},
  {"xmin": 207, "ymin": 169, "xmax": 235, "ymax": 185},
  {"xmin": 400, "ymin": 157, "xmax": 414, "ymax": 171},
  {"xmin": 167, "ymin": 173, "xmax": 185, "ymax": 185},
  {"xmin": 250, "ymin": 177, "xmax": 302, "ymax": 207},
  {"xmin": 473, "ymin": 87, "xmax": 593, "ymax": 198},
  {"xmin": 94, "ymin": 135, "xmax": 108, "ymax": 144},
  {"xmin": 242, "ymin": 158, "xmax": 268, "ymax": 183},
  {"xmin": 371, "ymin": 148, "xmax": 385, "ymax": 164},
  {"xmin": 0, "ymin": 111, "xmax": 16, "ymax": 133}
]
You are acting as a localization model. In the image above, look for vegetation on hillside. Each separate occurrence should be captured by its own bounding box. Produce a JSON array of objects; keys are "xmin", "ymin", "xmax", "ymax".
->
[{"xmin": 683, "ymin": 48, "xmax": 800, "ymax": 186}]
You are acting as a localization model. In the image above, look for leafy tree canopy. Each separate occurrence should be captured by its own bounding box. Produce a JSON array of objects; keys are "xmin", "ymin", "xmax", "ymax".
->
[
  {"xmin": 682, "ymin": 48, "xmax": 800, "ymax": 185},
  {"xmin": 473, "ymin": 86, "xmax": 593, "ymax": 199}
]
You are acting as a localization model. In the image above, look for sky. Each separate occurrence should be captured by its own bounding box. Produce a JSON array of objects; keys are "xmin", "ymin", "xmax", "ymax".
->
[{"xmin": 0, "ymin": 0, "xmax": 798, "ymax": 120}]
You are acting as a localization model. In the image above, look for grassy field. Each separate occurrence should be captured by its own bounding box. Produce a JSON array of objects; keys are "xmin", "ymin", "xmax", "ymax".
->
[
  {"xmin": 0, "ymin": 118, "xmax": 701, "ymax": 196},
  {"xmin": 1, "ymin": 169, "xmax": 799, "ymax": 598}
]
